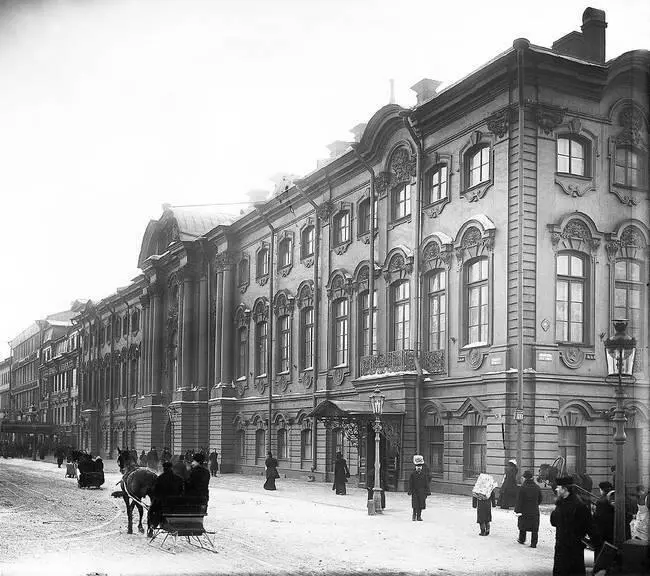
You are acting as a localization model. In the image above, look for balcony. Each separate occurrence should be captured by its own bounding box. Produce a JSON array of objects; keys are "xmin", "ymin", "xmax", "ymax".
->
[{"xmin": 360, "ymin": 349, "xmax": 446, "ymax": 377}]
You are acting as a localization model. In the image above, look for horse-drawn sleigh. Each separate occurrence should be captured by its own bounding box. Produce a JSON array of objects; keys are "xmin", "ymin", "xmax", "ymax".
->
[
  {"xmin": 537, "ymin": 456, "xmax": 597, "ymax": 509},
  {"xmin": 68, "ymin": 450, "xmax": 105, "ymax": 489}
]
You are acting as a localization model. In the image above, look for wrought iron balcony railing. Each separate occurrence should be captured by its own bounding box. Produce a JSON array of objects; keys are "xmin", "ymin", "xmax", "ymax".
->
[{"xmin": 360, "ymin": 349, "xmax": 446, "ymax": 377}]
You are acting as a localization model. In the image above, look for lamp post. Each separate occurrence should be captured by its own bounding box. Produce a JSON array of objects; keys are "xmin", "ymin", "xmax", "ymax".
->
[
  {"xmin": 604, "ymin": 319, "xmax": 636, "ymax": 547},
  {"xmin": 27, "ymin": 404, "xmax": 38, "ymax": 461},
  {"xmin": 369, "ymin": 387, "xmax": 385, "ymax": 514}
]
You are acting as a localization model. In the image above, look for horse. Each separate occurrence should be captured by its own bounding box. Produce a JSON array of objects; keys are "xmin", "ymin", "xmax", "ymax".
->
[
  {"xmin": 537, "ymin": 456, "xmax": 595, "ymax": 507},
  {"xmin": 112, "ymin": 449, "xmax": 158, "ymax": 535}
]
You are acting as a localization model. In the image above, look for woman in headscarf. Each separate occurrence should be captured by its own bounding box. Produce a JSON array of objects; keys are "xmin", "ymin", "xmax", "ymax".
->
[{"xmin": 264, "ymin": 451, "xmax": 279, "ymax": 490}]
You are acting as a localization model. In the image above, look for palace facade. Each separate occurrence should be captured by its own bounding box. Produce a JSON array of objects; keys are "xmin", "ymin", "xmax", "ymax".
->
[{"xmin": 63, "ymin": 8, "xmax": 650, "ymax": 493}]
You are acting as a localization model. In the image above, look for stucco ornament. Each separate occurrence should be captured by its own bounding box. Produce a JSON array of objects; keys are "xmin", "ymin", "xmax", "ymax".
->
[{"xmin": 559, "ymin": 347, "xmax": 585, "ymax": 369}]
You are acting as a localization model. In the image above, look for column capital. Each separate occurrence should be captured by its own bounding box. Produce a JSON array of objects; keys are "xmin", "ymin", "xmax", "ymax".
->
[
  {"xmin": 149, "ymin": 282, "xmax": 164, "ymax": 299},
  {"xmin": 215, "ymin": 251, "xmax": 236, "ymax": 271}
]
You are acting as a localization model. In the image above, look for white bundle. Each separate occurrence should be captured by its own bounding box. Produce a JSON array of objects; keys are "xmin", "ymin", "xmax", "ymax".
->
[{"xmin": 472, "ymin": 473, "xmax": 498, "ymax": 500}]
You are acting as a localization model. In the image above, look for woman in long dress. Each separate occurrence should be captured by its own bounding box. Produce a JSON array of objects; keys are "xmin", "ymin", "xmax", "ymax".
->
[
  {"xmin": 333, "ymin": 452, "xmax": 350, "ymax": 495},
  {"xmin": 264, "ymin": 451, "xmax": 279, "ymax": 490}
]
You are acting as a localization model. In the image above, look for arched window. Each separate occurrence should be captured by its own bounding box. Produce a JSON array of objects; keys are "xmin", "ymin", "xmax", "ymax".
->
[
  {"xmin": 332, "ymin": 211, "xmax": 350, "ymax": 246},
  {"xmin": 465, "ymin": 258, "xmax": 488, "ymax": 345},
  {"xmin": 615, "ymin": 146, "xmax": 646, "ymax": 188},
  {"xmin": 238, "ymin": 257, "xmax": 250, "ymax": 288},
  {"xmin": 299, "ymin": 306, "xmax": 314, "ymax": 370},
  {"xmin": 277, "ymin": 428, "xmax": 288, "ymax": 460},
  {"xmin": 257, "ymin": 247, "xmax": 269, "ymax": 277},
  {"xmin": 614, "ymin": 258, "xmax": 643, "ymax": 344},
  {"xmin": 301, "ymin": 226, "xmax": 314, "ymax": 259},
  {"xmin": 278, "ymin": 238, "xmax": 292, "ymax": 270},
  {"xmin": 358, "ymin": 197, "xmax": 377, "ymax": 235},
  {"xmin": 277, "ymin": 315, "xmax": 290, "ymax": 373},
  {"xmin": 391, "ymin": 280, "xmax": 410, "ymax": 351},
  {"xmin": 237, "ymin": 327, "xmax": 248, "ymax": 379},
  {"xmin": 557, "ymin": 135, "xmax": 587, "ymax": 176},
  {"xmin": 359, "ymin": 289, "xmax": 377, "ymax": 358},
  {"xmin": 426, "ymin": 164, "xmax": 448, "ymax": 204},
  {"xmin": 333, "ymin": 298, "xmax": 349, "ymax": 366},
  {"xmin": 555, "ymin": 252, "xmax": 586, "ymax": 344},
  {"xmin": 426, "ymin": 269, "xmax": 446, "ymax": 351},
  {"xmin": 466, "ymin": 145, "xmax": 490, "ymax": 188}
]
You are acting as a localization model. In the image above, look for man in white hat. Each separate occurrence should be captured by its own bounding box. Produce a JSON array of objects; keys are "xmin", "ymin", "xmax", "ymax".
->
[{"xmin": 407, "ymin": 455, "xmax": 431, "ymax": 521}]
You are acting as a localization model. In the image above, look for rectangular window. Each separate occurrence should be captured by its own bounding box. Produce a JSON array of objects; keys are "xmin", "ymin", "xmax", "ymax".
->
[
  {"xmin": 427, "ymin": 270, "xmax": 446, "ymax": 351},
  {"xmin": 614, "ymin": 259, "xmax": 643, "ymax": 345},
  {"xmin": 557, "ymin": 136, "xmax": 585, "ymax": 176},
  {"xmin": 301, "ymin": 227, "xmax": 314, "ymax": 258},
  {"xmin": 301, "ymin": 307, "xmax": 314, "ymax": 370},
  {"xmin": 427, "ymin": 426, "xmax": 444, "ymax": 475},
  {"xmin": 556, "ymin": 253, "xmax": 585, "ymax": 343},
  {"xmin": 237, "ymin": 429, "xmax": 245, "ymax": 460},
  {"xmin": 255, "ymin": 429, "xmax": 265, "ymax": 463},
  {"xmin": 279, "ymin": 240, "xmax": 291, "ymax": 268},
  {"xmin": 278, "ymin": 316, "xmax": 290, "ymax": 373},
  {"xmin": 466, "ymin": 259, "xmax": 488, "ymax": 345},
  {"xmin": 360, "ymin": 290, "xmax": 377, "ymax": 358},
  {"xmin": 393, "ymin": 185, "xmax": 411, "ymax": 220},
  {"xmin": 392, "ymin": 281, "xmax": 410, "ymax": 350},
  {"xmin": 428, "ymin": 165, "xmax": 448, "ymax": 203},
  {"xmin": 238, "ymin": 328, "xmax": 247, "ymax": 378},
  {"xmin": 256, "ymin": 322, "xmax": 267, "ymax": 376},
  {"xmin": 301, "ymin": 429, "xmax": 312, "ymax": 466},
  {"xmin": 277, "ymin": 429, "xmax": 287, "ymax": 460},
  {"xmin": 334, "ymin": 212, "xmax": 350, "ymax": 245},
  {"xmin": 334, "ymin": 299, "xmax": 349, "ymax": 365},
  {"xmin": 558, "ymin": 427, "xmax": 586, "ymax": 474},
  {"xmin": 463, "ymin": 426, "xmax": 486, "ymax": 478},
  {"xmin": 469, "ymin": 147, "xmax": 490, "ymax": 187}
]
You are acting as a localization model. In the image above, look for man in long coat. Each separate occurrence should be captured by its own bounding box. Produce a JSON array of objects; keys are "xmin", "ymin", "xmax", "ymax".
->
[
  {"xmin": 550, "ymin": 476, "xmax": 591, "ymax": 576},
  {"xmin": 407, "ymin": 455, "xmax": 430, "ymax": 521},
  {"xmin": 149, "ymin": 461, "xmax": 184, "ymax": 528},
  {"xmin": 515, "ymin": 469, "xmax": 543, "ymax": 547},
  {"xmin": 500, "ymin": 458, "xmax": 519, "ymax": 509},
  {"xmin": 147, "ymin": 446, "xmax": 159, "ymax": 471},
  {"xmin": 185, "ymin": 453, "xmax": 211, "ymax": 510}
]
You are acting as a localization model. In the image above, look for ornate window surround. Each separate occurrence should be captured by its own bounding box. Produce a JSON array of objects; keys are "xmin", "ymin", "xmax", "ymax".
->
[
  {"xmin": 273, "ymin": 289, "xmax": 295, "ymax": 377},
  {"xmin": 547, "ymin": 213, "xmax": 602, "ymax": 352},
  {"xmin": 255, "ymin": 242, "xmax": 270, "ymax": 286},
  {"xmin": 458, "ymin": 130, "xmax": 494, "ymax": 202},
  {"xmin": 326, "ymin": 270, "xmax": 352, "ymax": 369},
  {"xmin": 356, "ymin": 188, "xmax": 378, "ymax": 244},
  {"xmin": 423, "ymin": 152, "xmax": 453, "ymax": 219},
  {"xmin": 238, "ymin": 253, "xmax": 250, "ymax": 294},
  {"xmin": 299, "ymin": 219, "xmax": 315, "ymax": 268},
  {"xmin": 454, "ymin": 217, "xmax": 496, "ymax": 352},
  {"xmin": 607, "ymin": 101, "xmax": 649, "ymax": 207},
  {"xmin": 554, "ymin": 118, "xmax": 598, "ymax": 199},
  {"xmin": 252, "ymin": 298, "xmax": 269, "ymax": 380},
  {"xmin": 234, "ymin": 304, "xmax": 251, "ymax": 381},
  {"xmin": 382, "ymin": 247, "xmax": 414, "ymax": 284},
  {"xmin": 277, "ymin": 230, "xmax": 294, "ymax": 277},
  {"xmin": 296, "ymin": 281, "xmax": 314, "ymax": 375},
  {"xmin": 331, "ymin": 202, "xmax": 352, "ymax": 255}
]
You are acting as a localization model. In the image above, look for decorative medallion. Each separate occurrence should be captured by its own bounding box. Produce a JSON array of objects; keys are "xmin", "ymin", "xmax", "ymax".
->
[
  {"xmin": 334, "ymin": 242, "xmax": 350, "ymax": 255},
  {"xmin": 257, "ymin": 275, "xmax": 269, "ymax": 287},
  {"xmin": 279, "ymin": 264, "xmax": 293, "ymax": 278},
  {"xmin": 277, "ymin": 375, "xmax": 290, "ymax": 393},
  {"xmin": 332, "ymin": 368, "xmax": 345, "ymax": 386},
  {"xmin": 486, "ymin": 108, "xmax": 510, "ymax": 139},
  {"xmin": 554, "ymin": 176, "xmax": 595, "ymax": 198},
  {"xmin": 467, "ymin": 348, "xmax": 485, "ymax": 370},
  {"xmin": 540, "ymin": 318, "xmax": 551, "ymax": 332},
  {"xmin": 316, "ymin": 200, "xmax": 334, "ymax": 222},
  {"xmin": 559, "ymin": 347, "xmax": 585, "ymax": 369},
  {"xmin": 390, "ymin": 148, "xmax": 416, "ymax": 184},
  {"xmin": 302, "ymin": 371, "xmax": 314, "ymax": 389},
  {"xmin": 375, "ymin": 171, "xmax": 393, "ymax": 196},
  {"xmin": 302, "ymin": 256, "xmax": 314, "ymax": 268},
  {"xmin": 255, "ymin": 378, "xmax": 267, "ymax": 395},
  {"xmin": 535, "ymin": 106, "xmax": 565, "ymax": 135},
  {"xmin": 617, "ymin": 107, "xmax": 644, "ymax": 147},
  {"xmin": 235, "ymin": 379, "xmax": 248, "ymax": 398},
  {"xmin": 424, "ymin": 197, "xmax": 450, "ymax": 218}
]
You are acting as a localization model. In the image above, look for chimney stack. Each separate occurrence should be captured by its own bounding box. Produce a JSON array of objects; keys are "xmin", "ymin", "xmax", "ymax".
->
[
  {"xmin": 410, "ymin": 78, "xmax": 443, "ymax": 106},
  {"xmin": 581, "ymin": 7, "xmax": 607, "ymax": 63}
]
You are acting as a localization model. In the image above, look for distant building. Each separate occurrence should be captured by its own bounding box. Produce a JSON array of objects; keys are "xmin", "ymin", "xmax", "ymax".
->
[
  {"xmin": 0, "ymin": 357, "xmax": 11, "ymax": 421},
  {"xmin": 60, "ymin": 7, "xmax": 650, "ymax": 493}
]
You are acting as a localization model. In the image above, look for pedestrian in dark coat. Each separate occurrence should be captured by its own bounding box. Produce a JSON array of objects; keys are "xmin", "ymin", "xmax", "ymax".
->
[
  {"xmin": 550, "ymin": 476, "xmax": 591, "ymax": 576},
  {"xmin": 208, "ymin": 449, "xmax": 219, "ymax": 477},
  {"xmin": 147, "ymin": 446, "xmax": 159, "ymax": 471},
  {"xmin": 139, "ymin": 450, "xmax": 147, "ymax": 467},
  {"xmin": 264, "ymin": 451, "xmax": 279, "ymax": 490},
  {"xmin": 500, "ymin": 459, "xmax": 519, "ymax": 509},
  {"xmin": 184, "ymin": 453, "xmax": 211, "ymax": 509},
  {"xmin": 149, "ymin": 461, "xmax": 184, "ymax": 527},
  {"xmin": 473, "ymin": 488, "xmax": 497, "ymax": 535},
  {"xmin": 515, "ymin": 470, "xmax": 543, "ymax": 547},
  {"xmin": 592, "ymin": 481, "xmax": 614, "ymax": 560},
  {"xmin": 333, "ymin": 452, "xmax": 350, "ymax": 495},
  {"xmin": 407, "ymin": 455, "xmax": 430, "ymax": 521}
]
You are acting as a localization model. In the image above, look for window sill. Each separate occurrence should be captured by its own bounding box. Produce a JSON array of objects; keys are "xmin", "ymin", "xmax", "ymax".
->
[
  {"xmin": 388, "ymin": 215, "xmax": 411, "ymax": 230},
  {"xmin": 276, "ymin": 371, "xmax": 290, "ymax": 376},
  {"xmin": 555, "ymin": 172, "xmax": 591, "ymax": 181},
  {"xmin": 461, "ymin": 342, "xmax": 489, "ymax": 350},
  {"xmin": 461, "ymin": 179, "xmax": 493, "ymax": 202},
  {"xmin": 611, "ymin": 181, "xmax": 648, "ymax": 192},
  {"xmin": 423, "ymin": 196, "xmax": 450, "ymax": 219},
  {"xmin": 236, "ymin": 376, "xmax": 247, "ymax": 382},
  {"xmin": 332, "ymin": 240, "xmax": 351, "ymax": 255},
  {"xmin": 256, "ymin": 374, "xmax": 267, "ymax": 379}
]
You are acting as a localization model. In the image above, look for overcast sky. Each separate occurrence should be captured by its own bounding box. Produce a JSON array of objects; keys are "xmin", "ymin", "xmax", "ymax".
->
[{"xmin": 0, "ymin": 0, "xmax": 648, "ymax": 358}]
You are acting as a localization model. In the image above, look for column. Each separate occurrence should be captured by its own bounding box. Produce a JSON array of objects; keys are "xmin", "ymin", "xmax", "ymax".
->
[
  {"xmin": 150, "ymin": 283, "xmax": 163, "ymax": 394},
  {"xmin": 138, "ymin": 296, "xmax": 149, "ymax": 397},
  {"xmin": 198, "ymin": 271, "xmax": 209, "ymax": 389},
  {"xmin": 181, "ymin": 269, "xmax": 194, "ymax": 389},
  {"xmin": 219, "ymin": 253, "xmax": 235, "ymax": 384},
  {"xmin": 213, "ymin": 268, "xmax": 224, "ymax": 385}
]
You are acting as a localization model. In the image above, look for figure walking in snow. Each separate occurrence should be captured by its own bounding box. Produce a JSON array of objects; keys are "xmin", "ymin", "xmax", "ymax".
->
[
  {"xmin": 472, "ymin": 473, "xmax": 498, "ymax": 536},
  {"xmin": 407, "ymin": 455, "xmax": 430, "ymax": 521},
  {"xmin": 515, "ymin": 470, "xmax": 542, "ymax": 548},
  {"xmin": 332, "ymin": 452, "xmax": 350, "ymax": 495},
  {"xmin": 264, "ymin": 451, "xmax": 279, "ymax": 490}
]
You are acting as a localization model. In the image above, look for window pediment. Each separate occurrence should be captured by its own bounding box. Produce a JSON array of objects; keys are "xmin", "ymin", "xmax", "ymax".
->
[
  {"xmin": 548, "ymin": 214, "xmax": 602, "ymax": 256},
  {"xmin": 605, "ymin": 222, "xmax": 649, "ymax": 261}
]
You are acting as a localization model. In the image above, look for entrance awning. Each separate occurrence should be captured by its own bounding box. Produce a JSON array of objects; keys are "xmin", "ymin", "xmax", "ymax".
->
[
  {"xmin": 308, "ymin": 399, "xmax": 405, "ymax": 418},
  {"xmin": 0, "ymin": 421, "xmax": 57, "ymax": 435}
]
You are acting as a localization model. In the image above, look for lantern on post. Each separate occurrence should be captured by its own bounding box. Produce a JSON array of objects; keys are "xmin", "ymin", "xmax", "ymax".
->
[{"xmin": 368, "ymin": 387, "xmax": 385, "ymax": 515}]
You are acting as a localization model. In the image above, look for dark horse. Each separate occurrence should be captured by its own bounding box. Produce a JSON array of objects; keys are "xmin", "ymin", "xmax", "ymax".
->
[
  {"xmin": 112, "ymin": 448, "xmax": 157, "ymax": 535},
  {"xmin": 537, "ymin": 456, "xmax": 595, "ymax": 506}
]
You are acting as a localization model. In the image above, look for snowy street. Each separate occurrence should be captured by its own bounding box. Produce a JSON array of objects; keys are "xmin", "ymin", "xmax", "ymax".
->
[{"xmin": 0, "ymin": 458, "xmax": 594, "ymax": 576}]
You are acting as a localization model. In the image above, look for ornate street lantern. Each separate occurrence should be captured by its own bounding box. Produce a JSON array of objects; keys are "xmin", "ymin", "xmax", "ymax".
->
[
  {"xmin": 368, "ymin": 387, "xmax": 385, "ymax": 515},
  {"xmin": 604, "ymin": 319, "xmax": 637, "ymax": 377},
  {"xmin": 369, "ymin": 387, "xmax": 385, "ymax": 416}
]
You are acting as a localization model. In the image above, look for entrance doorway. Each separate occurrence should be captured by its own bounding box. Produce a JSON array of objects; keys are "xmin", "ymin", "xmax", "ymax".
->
[{"xmin": 363, "ymin": 422, "xmax": 400, "ymax": 491}]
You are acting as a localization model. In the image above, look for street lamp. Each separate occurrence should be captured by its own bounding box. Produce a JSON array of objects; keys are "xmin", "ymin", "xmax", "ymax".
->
[
  {"xmin": 27, "ymin": 404, "xmax": 38, "ymax": 461},
  {"xmin": 604, "ymin": 319, "xmax": 636, "ymax": 547},
  {"xmin": 369, "ymin": 387, "xmax": 385, "ymax": 514}
]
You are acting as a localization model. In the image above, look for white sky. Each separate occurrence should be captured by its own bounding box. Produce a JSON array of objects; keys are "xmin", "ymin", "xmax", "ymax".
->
[{"xmin": 1, "ymin": 0, "xmax": 648, "ymax": 358}]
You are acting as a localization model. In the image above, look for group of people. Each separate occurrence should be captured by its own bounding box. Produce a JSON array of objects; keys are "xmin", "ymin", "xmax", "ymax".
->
[{"xmin": 148, "ymin": 451, "xmax": 212, "ymax": 528}]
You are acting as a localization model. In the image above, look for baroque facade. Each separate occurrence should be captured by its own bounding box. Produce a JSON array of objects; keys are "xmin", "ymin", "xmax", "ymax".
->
[{"xmin": 70, "ymin": 7, "xmax": 649, "ymax": 494}]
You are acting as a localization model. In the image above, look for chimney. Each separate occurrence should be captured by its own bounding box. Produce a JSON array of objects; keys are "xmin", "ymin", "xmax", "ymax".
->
[
  {"xmin": 410, "ymin": 78, "xmax": 443, "ymax": 106},
  {"xmin": 581, "ymin": 7, "xmax": 606, "ymax": 63},
  {"xmin": 350, "ymin": 123, "xmax": 367, "ymax": 142}
]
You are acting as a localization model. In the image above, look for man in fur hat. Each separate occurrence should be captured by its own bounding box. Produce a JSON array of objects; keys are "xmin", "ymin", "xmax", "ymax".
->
[
  {"xmin": 407, "ymin": 455, "xmax": 431, "ymax": 521},
  {"xmin": 515, "ymin": 470, "xmax": 542, "ymax": 547},
  {"xmin": 550, "ymin": 476, "xmax": 592, "ymax": 576}
]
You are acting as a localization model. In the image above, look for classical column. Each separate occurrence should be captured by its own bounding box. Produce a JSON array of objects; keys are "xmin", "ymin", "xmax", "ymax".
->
[
  {"xmin": 198, "ymin": 271, "xmax": 209, "ymax": 389},
  {"xmin": 218, "ymin": 252, "xmax": 235, "ymax": 384},
  {"xmin": 150, "ymin": 283, "xmax": 163, "ymax": 394},
  {"xmin": 213, "ymin": 267, "xmax": 224, "ymax": 385},
  {"xmin": 180, "ymin": 269, "xmax": 194, "ymax": 389}
]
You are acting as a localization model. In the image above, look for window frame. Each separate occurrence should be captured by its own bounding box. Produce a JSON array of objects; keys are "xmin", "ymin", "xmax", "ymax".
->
[
  {"xmin": 466, "ymin": 145, "xmax": 490, "ymax": 189},
  {"xmin": 255, "ymin": 429, "xmax": 265, "ymax": 463},
  {"xmin": 555, "ymin": 251, "xmax": 587, "ymax": 345},
  {"xmin": 277, "ymin": 315, "xmax": 290, "ymax": 374},
  {"xmin": 332, "ymin": 210, "xmax": 351, "ymax": 247},
  {"xmin": 426, "ymin": 269, "xmax": 447, "ymax": 352},
  {"xmin": 425, "ymin": 163, "xmax": 449, "ymax": 206},
  {"xmin": 255, "ymin": 320, "xmax": 268, "ymax": 377},
  {"xmin": 556, "ymin": 135, "xmax": 589, "ymax": 177},
  {"xmin": 278, "ymin": 237, "xmax": 292, "ymax": 272},
  {"xmin": 301, "ymin": 225, "xmax": 315, "ymax": 260},
  {"xmin": 464, "ymin": 257, "xmax": 489, "ymax": 347},
  {"xmin": 558, "ymin": 426, "xmax": 586, "ymax": 475},
  {"xmin": 613, "ymin": 145, "xmax": 647, "ymax": 189},
  {"xmin": 391, "ymin": 183, "xmax": 411, "ymax": 222},
  {"xmin": 358, "ymin": 197, "xmax": 378, "ymax": 236},
  {"xmin": 256, "ymin": 247, "xmax": 269, "ymax": 278},
  {"xmin": 463, "ymin": 425, "xmax": 486, "ymax": 479},
  {"xmin": 300, "ymin": 428, "xmax": 312, "ymax": 467},
  {"xmin": 237, "ymin": 326, "xmax": 248, "ymax": 379},
  {"xmin": 277, "ymin": 428, "xmax": 288, "ymax": 460},
  {"xmin": 426, "ymin": 425, "xmax": 444, "ymax": 476},
  {"xmin": 332, "ymin": 297, "xmax": 349, "ymax": 366},
  {"xmin": 299, "ymin": 306, "xmax": 314, "ymax": 371},
  {"xmin": 358, "ymin": 289, "xmax": 377, "ymax": 361},
  {"xmin": 613, "ymin": 258, "xmax": 644, "ymax": 346},
  {"xmin": 390, "ymin": 280, "xmax": 411, "ymax": 351}
]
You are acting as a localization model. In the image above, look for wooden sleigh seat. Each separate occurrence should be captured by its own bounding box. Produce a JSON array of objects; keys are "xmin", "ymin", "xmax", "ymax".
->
[{"xmin": 148, "ymin": 497, "xmax": 216, "ymax": 553}]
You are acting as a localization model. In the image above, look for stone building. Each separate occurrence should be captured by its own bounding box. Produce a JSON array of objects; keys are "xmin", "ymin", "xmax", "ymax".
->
[
  {"xmin": 74, "ymin": 7, "xmax": 648, "ymax": 494},
  {"xmin": 0, "ymin": 357, "xmax": 11, "ymax": 422}
]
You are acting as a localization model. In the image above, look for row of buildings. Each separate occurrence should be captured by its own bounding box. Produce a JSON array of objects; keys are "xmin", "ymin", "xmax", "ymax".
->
[{"xmin": 2, "ymin": 7, "xmax": 648, "ymax": 494}]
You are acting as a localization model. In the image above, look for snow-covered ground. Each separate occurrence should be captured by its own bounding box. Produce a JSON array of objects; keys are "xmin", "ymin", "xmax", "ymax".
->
[{"xmin": 0, "ymin": 457, "xmax": 596, "ymax": 575}]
